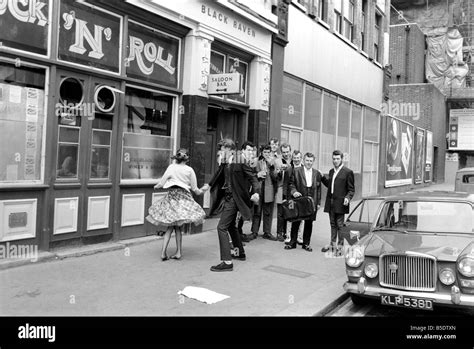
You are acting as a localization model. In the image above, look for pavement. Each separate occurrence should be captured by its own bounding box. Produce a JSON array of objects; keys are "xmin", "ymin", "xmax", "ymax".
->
[{"xmin": 0, "ymin": 182, "xmax": 454, "ymax": 316}]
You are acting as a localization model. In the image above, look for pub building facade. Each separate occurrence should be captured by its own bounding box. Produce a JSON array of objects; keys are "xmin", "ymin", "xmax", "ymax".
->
[{"xmin": 0, "ymin": 0, "xmax": 276, "ymax": 250}]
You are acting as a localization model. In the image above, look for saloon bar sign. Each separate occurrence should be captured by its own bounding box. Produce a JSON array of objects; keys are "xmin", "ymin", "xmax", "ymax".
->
[
  {"xmin": 0, "ymin": 0, "xmax": 50, "ymax": 55},
  {"xmin": 126, "ymin": 21, "xmax": 180, "ymax": 88},
  {"xmin": 208, "ymin": 73, "xmax": 242, "ymax": 95},
  {"xmin": 58, "ymin": 0, "xmax": 121, "ymax": 73}
]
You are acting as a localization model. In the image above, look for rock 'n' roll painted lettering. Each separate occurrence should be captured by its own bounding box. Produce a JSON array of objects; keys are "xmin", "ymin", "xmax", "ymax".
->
[
  {"xmin": 63, "ymin": 11, "xmax": 111, "ymax": 60},
  {"xmin": 128, "ymin": 35, "xmax": 176, "ymax": 76},
  {"xmin": 0, "ymin": 0, "xmax": 48, "ymax": 26}
]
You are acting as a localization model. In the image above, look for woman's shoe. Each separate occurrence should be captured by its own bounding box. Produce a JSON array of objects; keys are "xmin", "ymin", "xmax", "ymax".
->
[
  {"xmin": 170, "ymin": 255, "xmax": 181, "ymax": 260},
  {"xmin": 161, "ymin": 255, "xmax": 169, "ymax": 261}
]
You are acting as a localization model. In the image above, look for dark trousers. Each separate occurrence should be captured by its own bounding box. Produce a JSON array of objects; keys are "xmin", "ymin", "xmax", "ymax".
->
[
  {"xmin": 276, "ymin": 203, "xmax": 287, "ymax": 236},
  {"xmin": 290, "ymin": 219, "xmax": 313, "ymax": 246},
  {"xmin": 217, "ymin": 195, "xmax": 245, "ymax": 261},
  {"xmin": 329, "ymin": 204, "xmax": 345, "ymax": 247},
  {"xmin": 251, "ymin": 201, "xmax": 274, "ymax": 235}
]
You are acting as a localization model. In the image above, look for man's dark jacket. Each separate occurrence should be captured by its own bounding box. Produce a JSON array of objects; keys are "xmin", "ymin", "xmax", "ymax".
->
[
  {"xmin": 321, "ymin": 166, "xmax": 355, "ymax": 214},
  {"xmin": 208, "ymin": 162, "xmax": 260, "ymax": 221},
  {"xmin": 289, "ymin": 166, "xmax": 322, "ymax": 221}
]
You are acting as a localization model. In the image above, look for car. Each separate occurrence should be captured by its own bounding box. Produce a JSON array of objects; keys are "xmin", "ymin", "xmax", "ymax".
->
[
  {"xmin": 455, "ymin": 167, "xmax": 474, "ymax": 194},
  {"xmin": 343, "ymin": 191, "xmax": 474, "ymax": 311}
]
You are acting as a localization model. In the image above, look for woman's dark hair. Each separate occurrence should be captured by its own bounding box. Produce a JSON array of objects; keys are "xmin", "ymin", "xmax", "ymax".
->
[{"xmin": 172, "ymin": 148, "xmax": 189, "ymax": 164}]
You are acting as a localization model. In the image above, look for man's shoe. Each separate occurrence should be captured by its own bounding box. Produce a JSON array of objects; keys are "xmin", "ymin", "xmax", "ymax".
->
[
  {"xmin": 262, "ymin": 233, "xmax": 277, "ymax": 241},
  {"xmin": 247, "ymin": 233, "xmax": 257, "ymax": 240},
  {"xmin": 277, "ymin": 234, "xmax": 285, "ymax": 242},
  {"xmin": 284, "ymin": 244, "xmax": 297, "ymax": 250},
  {"xmin": 210, "ymin": 262, "xmax": 233, "ymax": 272},
  {"xmin": 302, "ymin": 244, "xmax": 313, "ymax": 252},
  {"xmin": 232, "ymin": 254, "xmax": 246, "ymax": 261},
  {"xmin": 241, "ymin": 234, "xmax": 252, "ymax": 242}
]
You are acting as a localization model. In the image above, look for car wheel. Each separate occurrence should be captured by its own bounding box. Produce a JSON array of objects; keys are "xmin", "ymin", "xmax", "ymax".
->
[{"xmin": 350, "ymin": 294, "xmax": 367, "ymax": 305}]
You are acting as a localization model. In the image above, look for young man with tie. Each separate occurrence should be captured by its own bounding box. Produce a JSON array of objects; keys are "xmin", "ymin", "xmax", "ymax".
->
[
  {"xmin": 321, "ymin": 150, "xmax": 355, "ymax": 256},
  {"xmin": 284, "ymin": 152, "xmax": 322, "ymax": 252}
]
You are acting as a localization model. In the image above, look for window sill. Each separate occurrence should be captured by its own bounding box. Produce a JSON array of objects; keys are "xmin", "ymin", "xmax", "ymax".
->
[
  {"xmin": 359, "ymin": 50, "xmax": 369, "ymax": 58},
  {"xmin": 333, "ymin": 30, "xmax": 359, "ymax": 51},
  {"xmin": 372, "ymin": 60, "xmax": 383, "ymax": 69},
  {"xmin": 292, "ymin": 1, "xmax": 307, "ymax": 14},
  {"xmin": 316, "ymin": 18, "xmax": 330, "ymax": 30},
  {"xmin": 0, "ymin": 184, "xmax": 49, "ymax": 191}
]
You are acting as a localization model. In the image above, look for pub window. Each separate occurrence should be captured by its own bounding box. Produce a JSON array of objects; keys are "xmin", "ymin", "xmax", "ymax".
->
[
  {"xmin": 90, "ymin": 85, "xmax": 115, "ymax": 180},
  {"xmin": 210, "ymin": 48, "xmax": 249, "ymax": 105},
  {"xmin": 122, "ymin": 86, "xmax": 174, "ymax": 180},
  {"xmin": 57, "ymin": 77, "xmax": 83, "ymax": 179},
  {"xmin": 226, "ymin": 56, "xmax": 248, "ymax": 104},
  {"xmin": 0, "ymin": 62, "xmax": 46, "ymax": 184}
]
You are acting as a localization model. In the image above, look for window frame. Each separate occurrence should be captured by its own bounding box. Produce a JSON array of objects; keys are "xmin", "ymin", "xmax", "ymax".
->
[
  {"xmin": 120, "ymin": 84, "xmax": 179, "ymax": 185},
  {"xmin": 0, "ymin": 58, "xmax": 49, "ymax": 187}
]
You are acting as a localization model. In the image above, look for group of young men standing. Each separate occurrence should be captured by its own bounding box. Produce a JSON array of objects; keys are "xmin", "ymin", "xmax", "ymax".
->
[{"xmin": 207, "ymin": 138, "xmax": 355, "ymax": 272}]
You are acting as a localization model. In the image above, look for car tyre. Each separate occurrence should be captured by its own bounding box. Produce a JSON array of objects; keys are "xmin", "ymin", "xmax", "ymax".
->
[{"xmin": 350, "ymin": 294, "xmax": 367, "ymax": 305}]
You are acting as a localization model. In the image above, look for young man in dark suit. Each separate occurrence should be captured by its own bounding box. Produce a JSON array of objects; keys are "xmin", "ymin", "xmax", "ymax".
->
[
  {"xmin": 208, "ymin": 139, "xmax": 260, "ymax": 272},
  {"xmin": 321, "ymin": 150, "xmax": 355, "ymax": 256},
  {"xmin": 284, "ymin": 152, "xmax": 322, "ymax": 252}
]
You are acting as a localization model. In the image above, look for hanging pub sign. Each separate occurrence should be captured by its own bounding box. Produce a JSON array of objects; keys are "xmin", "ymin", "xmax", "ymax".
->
[
  {"xmin": 58, "ymin": 0, "xmax": 122, "ymax": 73},
  {"xmin": 0, "ymin": 0, "xmax": 51, "ymax": 56},
  {"xmin": 126, "ymin": 21, "xmax": 180, "ymax": 88}
]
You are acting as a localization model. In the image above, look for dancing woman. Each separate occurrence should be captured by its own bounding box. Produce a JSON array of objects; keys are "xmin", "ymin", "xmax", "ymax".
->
[{"xmin": 146, "ymin": 149, "xmax": 209, "ymax": 261}]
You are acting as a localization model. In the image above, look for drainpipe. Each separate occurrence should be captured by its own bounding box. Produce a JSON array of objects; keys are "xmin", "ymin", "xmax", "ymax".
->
[{"xmin": 405, "ymin": 25, "xmax": 411, "ymax": 84}]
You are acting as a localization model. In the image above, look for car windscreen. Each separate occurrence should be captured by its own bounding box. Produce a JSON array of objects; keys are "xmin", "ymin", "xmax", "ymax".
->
[{"xmin": 375, "ymin": 200, "xmax": 474, "ymax": 234}]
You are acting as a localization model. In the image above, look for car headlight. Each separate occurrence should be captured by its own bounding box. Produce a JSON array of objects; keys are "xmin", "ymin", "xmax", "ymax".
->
[
  {"xmin": 458, "ymin": 257, "xmax": 474, "ymax": 277},
  {"xmin": 439, "ymin": 268, "xmax": 456, "ymax": 285},
  {"xmin": 364, "ymin": 263, "xmax": 378, "ymax": 278},
  {"xmin": 345, "ymin": 246, "xmax": 364, "ymax": 268}
]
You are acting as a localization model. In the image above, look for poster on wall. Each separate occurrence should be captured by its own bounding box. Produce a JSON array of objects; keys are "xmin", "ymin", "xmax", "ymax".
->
[
  {"xmin": 414, "ymin": 128, "xmax": 425, "ymax": 184},
  {"xmin": 385, "ymin": 116, "xmax": 414, "ymax": 187},
  {"xmin": 425, "ymin": 130, "xmax": 433, "ymax": 182}
]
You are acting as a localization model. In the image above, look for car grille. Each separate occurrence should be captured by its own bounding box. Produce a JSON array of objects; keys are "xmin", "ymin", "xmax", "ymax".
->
[{"xmin": 380, "ymin": 254, "xmax": 436, "ymax": 291}]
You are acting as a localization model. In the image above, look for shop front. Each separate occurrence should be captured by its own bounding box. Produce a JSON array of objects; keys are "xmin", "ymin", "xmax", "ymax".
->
[{"xmin": 0, "ymin": 0, "xmax": 187, "ymax": 249}]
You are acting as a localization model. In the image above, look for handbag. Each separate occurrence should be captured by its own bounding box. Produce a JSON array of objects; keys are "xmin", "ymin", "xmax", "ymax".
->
[{"xmin": 282, "ymin": 196, "xmax": 315, "ymax": 222}]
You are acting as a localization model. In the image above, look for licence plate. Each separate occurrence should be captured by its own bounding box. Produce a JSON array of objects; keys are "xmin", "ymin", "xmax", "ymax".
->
[{"xmin": 381, "ymin": 295, "xmax": 433, "ymax": 310}]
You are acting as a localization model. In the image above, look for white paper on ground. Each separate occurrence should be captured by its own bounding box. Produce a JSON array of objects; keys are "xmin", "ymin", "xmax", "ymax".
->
[{"xmin": 177, "ymin": 286, "xmax": 230, "ymax": 304}]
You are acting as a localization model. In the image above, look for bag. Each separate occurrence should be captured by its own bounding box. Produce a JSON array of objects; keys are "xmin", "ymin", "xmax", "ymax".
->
[{"xmin": 281, "ymin": 196, "xmax": 315, "ymax": 222}]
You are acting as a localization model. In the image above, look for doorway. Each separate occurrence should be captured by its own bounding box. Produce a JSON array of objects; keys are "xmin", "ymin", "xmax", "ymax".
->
[{"xmin": 51, "ymin": 70, "xmax": 120, "ymax": 241}]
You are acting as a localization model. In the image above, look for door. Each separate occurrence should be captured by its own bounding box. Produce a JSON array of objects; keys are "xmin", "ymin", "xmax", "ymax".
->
[
  {"xmin": 341, "ymin": 198, "xmax": 384, "ymax": 245},
  {"xmin": 51, "ymin": 70, "xmax": 120, "ymax": 241}
]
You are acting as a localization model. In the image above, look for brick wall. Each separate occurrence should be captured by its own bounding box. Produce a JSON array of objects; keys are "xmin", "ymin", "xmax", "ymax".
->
[{"xmin": 389, "ymin": 24, "xmax": 425, "ymax": 84}]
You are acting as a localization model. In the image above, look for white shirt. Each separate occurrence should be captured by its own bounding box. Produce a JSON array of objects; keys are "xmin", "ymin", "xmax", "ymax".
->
[
  {"xmin": 331, "ymin": 164, "xmax": 344, "ymax": 194},
  {"xmin": 304, "ymin": 167, "xmax": 313, "ymax": 187}
]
